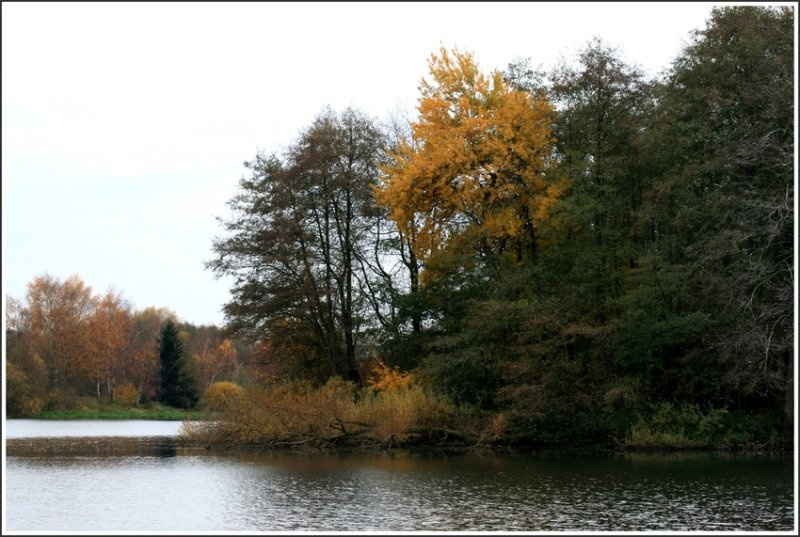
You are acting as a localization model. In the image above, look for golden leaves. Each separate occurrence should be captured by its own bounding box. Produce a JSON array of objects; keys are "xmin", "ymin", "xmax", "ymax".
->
[
  {"xmin": 376, "ymin": 47, "xmax": 563, "ymax": 281},
  {"xmin": 366, "ymin": 360, "xmax": 414, "ymax": 393}
]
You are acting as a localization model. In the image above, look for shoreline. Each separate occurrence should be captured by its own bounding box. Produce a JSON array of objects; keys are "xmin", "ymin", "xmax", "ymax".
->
[{"xmin": 6, "ymin": 435, "xmax": 790, "ymax": 458}]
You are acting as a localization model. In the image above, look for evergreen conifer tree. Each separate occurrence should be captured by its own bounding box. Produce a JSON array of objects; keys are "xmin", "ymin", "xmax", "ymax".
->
[{"xmin": 158, "ymin": 319, "xmax": 199, "ymax": 409}]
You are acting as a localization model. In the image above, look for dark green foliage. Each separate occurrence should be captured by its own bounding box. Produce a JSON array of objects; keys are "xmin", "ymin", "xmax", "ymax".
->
[
  {"xmin": 611, "ymin": 257, "xmax": 711, "ymax": 401},
  {"xmin": 626, "ymin": 402, "xmax": 785, "ymax": 451},
  {"xmin": 406, "ymin": 7, "xmax": 793, "ymax": 448},
  {"xmin": 158, "ymin": 320, "xmax": 200, "ymax": 409},
  {"xmin": 637, "ymin": 6, "xmax": 794, "ymax": 420}
]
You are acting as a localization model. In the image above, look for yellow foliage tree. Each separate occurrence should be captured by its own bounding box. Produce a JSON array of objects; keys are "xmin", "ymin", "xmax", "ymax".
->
[{"xmin": 375, "ymin": 46, "xmax": 563, "ymax": 283}]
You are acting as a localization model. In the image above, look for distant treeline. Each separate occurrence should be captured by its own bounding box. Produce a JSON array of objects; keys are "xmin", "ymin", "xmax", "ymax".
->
[
  {"xmin": 5, "ymin": 273, "xmax": 268, "ymax": 416},
  {"xmin": 7, "ymin": 7, "xmax": 794, "ymax": 451}
]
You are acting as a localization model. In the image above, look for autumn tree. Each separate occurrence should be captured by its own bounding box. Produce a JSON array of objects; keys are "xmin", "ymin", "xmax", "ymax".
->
[
  {"xmin": 376, "ymin": 46, "xmax": 561, "ymax": 289},
  {"xmin": 86, "ymin": 290, "xmax": 132, "ymax": 402},
  {"xmin": 6, "ymin": 295, "xmax": 48, "ymax": 416},
  {"xmin": 215, "ymin": 339, "xmax": 240, "ymax": 382},
  {"xmin": 23, "ymin": 274, "xmax": 96, "ymax": 394},
  {"xmin": 370, "ymin": 47, "xmax": 564, "ymax": 402},
  {"xmin": 208, "ymin": 107, "xmax": 386, "ymax": 383},
  {"xmin": 158, "ymin": 319, "xmax": 199, "ymax": 409},
  {"xmin": 187, "ymin": 325, "xmax": 239, "ymax": 390},
  {"xmin": 6, "ymin": 276, "xmax": 243, "ymax": 412},
  {"xmin": 372, "ymin": 46, "xmax": 563, "ymax": 381}
]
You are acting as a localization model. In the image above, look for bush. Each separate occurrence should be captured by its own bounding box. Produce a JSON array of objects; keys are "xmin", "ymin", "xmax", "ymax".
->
[
  {"xmin": 204, "ymin": 381, "xmax": 245, "ymax": 411},
  {"xmin": 366, "ymin": 361, "xmax": 413, "ymax": 392},
  {"xmin": 5, "ymin": 361, "xmax": 46, "ymax": 417},
  {"xmin": 625, "ymin": 402, "xmax": 708, "ymax": 449},
  {"xmin": 114, "ymin": 383, "xmax": 139, "ymax": 406},
  {"xmin": 42, "ymin": 391, "xmax": 79, "ymax": 412},
  {"xmin": 359, "ymin": 360, "xmax": 460, "ymax": 443},
  {"xmin": 623, "ymin": 402, "xmax": 781, "ymax": 450},
  {"xmin": 188, "ymin": 370, "xmax": 464, "ymax": 448},
  {"xmin": 6, "ymin": 393, "xmax": 45, "ymax": 418}
]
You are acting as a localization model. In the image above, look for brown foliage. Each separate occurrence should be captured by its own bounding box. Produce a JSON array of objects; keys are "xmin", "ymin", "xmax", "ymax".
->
[{"xmin": 191, "ymin": 375, "xmax": 464, "ymax": 449}]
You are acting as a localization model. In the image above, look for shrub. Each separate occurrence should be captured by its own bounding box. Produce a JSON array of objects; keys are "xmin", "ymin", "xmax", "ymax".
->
[
  {"xmin": 42, "ymin": 391, "xmax": 79, "ymax": 412},
  {"xmin": 366, "ymin": 360, "xmax": 413, "ymax": 393},
  {"xmin": 357, "ymin": 385, "xmax": 448, "ymax": 443},
  {"xmin": 204, "ymin": 381, "xmax": 245, "ymax": 411},
  {"xmin": 114, "ymin": 383, "xmax": 139, "ymax": 406},
  {"xmin": 5, "ymin": 361, "xmax": 46, "ymax": 417},
  {"xmin": 188, "ymin": 372, "xmax": 463, "ymax": 448},
  {"xmin": 623, "ymin": 402, "xmax": 779, "ymax": 450}
]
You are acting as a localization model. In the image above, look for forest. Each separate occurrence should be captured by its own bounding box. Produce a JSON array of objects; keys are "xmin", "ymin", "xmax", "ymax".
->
[{"xmin": 5, "ymin": 7, "xmax": 795, "ymax": 451}]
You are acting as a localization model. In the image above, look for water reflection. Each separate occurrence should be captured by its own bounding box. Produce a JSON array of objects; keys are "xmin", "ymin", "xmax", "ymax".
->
[
  {"xmin": 156, "ymin": 439, "xmax": 177, "ymax": 457},
  {"xmin": 4, "ymin": 450, "xmax": 794, "ymax": 532}
]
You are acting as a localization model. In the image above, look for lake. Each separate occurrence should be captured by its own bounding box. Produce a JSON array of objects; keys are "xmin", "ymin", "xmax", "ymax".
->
[
  {"xmin": 5, "ymin": 418, "xmax": 190, "ymax": 438},
  {"xmin": 3, "ymin": 419, "xmax": 795, "ymax": 532}
]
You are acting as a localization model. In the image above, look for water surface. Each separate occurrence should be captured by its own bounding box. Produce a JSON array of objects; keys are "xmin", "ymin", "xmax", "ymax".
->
[
  {"xmin": 3, "ymin": 420, "xmax": 795, "ymax": 532},
  {"xmin": 5, "ymin": 418, "xmax": 189, "ymax": 438}
]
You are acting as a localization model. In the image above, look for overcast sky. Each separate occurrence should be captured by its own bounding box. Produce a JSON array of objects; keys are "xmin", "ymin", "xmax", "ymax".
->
[{"xmin": 3, "ymin": 1, "xmax": 729, "ymax": 327}]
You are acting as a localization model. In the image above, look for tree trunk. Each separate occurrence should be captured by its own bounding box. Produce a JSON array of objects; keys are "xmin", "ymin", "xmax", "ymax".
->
[{"xmin": 409, "ymin": 247, "xmax": 421, "ymax": 334}]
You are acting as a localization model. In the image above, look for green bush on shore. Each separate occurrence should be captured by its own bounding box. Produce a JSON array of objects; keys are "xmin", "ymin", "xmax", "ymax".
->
[{"xmin": 624, "ymin": 402, "xmax": 784, "ymax": 451}]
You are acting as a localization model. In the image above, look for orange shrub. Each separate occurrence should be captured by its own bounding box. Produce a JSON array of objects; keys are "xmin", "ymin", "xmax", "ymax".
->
[{"xmin": 366, "ymin": 360, "xmax": 414, "ymax": 393}]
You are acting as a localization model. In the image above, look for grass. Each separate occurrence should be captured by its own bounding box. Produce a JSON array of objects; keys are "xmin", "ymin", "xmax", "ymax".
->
[
  {"xmin": 34, "ymin": 398, "xmax": 217, "ymax": 420},
  {"xmin": 37, "ymin": 408, "xmax": 212, "ymax": 420}
]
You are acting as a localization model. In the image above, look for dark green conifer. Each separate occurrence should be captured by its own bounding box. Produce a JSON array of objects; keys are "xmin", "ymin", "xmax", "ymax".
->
[{"xmin": 158, "ymin": 319, "xmax": 199, "ymax": 409}]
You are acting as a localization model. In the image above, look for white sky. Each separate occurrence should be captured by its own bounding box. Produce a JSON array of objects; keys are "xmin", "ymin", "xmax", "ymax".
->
[{"xmin": 3, "ymin": 1, "xmax": 728, "ymax": 327}]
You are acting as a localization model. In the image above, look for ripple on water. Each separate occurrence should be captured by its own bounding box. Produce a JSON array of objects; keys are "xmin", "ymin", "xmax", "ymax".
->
[{"xmin": 4, "ymin": 451, "xmax": 794, "ymax": 532}]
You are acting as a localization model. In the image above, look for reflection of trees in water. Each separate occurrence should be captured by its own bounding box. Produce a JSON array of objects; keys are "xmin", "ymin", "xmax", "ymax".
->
[
  {"xmin": 6, "ymin": 435, "xmax": 190, "ymax": 457},
  {"xmin": 156, "ymin": 438, "xmax": 177, "ymax": 458}
]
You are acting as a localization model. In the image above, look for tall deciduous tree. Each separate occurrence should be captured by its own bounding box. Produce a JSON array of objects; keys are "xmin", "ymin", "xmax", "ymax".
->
[
  {"xmin": 6, "ymin": 295, "xmax": 48, "ymax": 416},
  {"xmin": 376, "ymin": 46, "xmax": 561, "ymax": 288},
  {"xmin": 188, "ymin": 325, "xmax": 240, "ymax": 390},
  {"xmin": 536, "ymin": 39, "xmax": 698, "ymax": 407},
  {"xmin": 24, "ymin": 274, "xmax": 96, "ymax": 392},
  {"xmin": 86, "ymin": 290, "xmax": 133, "ymax": 402},
  {"xmin": 547, "ymin": 38, "xmax": 654, "ymax": 323},
  {"xmin": 208, "ymin": 107, "xmax": 386, "ymax": 382}
]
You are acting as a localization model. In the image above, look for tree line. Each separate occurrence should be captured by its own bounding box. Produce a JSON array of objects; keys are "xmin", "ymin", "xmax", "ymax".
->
[
  {"xmin": 6, "ymin": 7, "xmax": 794, "ymax": 449},
  {"xmin": 5, "ymin": 274, "xmax": 256, "ymax": 415}
]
